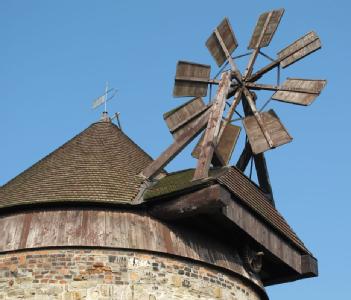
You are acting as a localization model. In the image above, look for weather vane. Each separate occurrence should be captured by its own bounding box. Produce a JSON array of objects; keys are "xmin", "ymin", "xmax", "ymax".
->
[
  {"xmin": 91, "ymin": 81, "xmax": 118, "ymax": 113},
  {"xmin": 91, "ymin": 82, "xmax": 122, "ymax": 128}
]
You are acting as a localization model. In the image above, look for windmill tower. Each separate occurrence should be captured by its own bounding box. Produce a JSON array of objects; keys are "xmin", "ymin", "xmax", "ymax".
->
[{"xmin": 0, "ymin": 8, "xmax": 323, "ymax": 300}]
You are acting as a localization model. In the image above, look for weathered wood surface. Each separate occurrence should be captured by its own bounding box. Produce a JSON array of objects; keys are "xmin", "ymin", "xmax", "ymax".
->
[
  {"xmin": 222, "ymin": 196, "xmax": 303, "ymax": 274},
  {"xmin": 163, "ymin": 97, "xmax": 206, "ymax": 140},
  {"xmin": 245, "ymin": 10, "xmax": 276, "ymax": 79},
  {"xmin": 301, "ymin": 255, "xmax": 318, "ymax": 276},
  {"xmin": 150, "ymin": 184, "xmax": 315, "ymax": 278},
  {"xmin": 248, "ymin": 9, "xmax": 284, "ymax": 49},
  {"xmin": 278, "ymin": 31, "xmax": 321, "ymax": 68},
  {"xmin": 141, "ymin": 107, "xmax": 211, "ymax": 179},
  {"xmin": 236, "ymin": 141, "xmax": 253, "ymax": 171},
  {"xmin": 206, "ymin": 17, "xmax": 238, "ymax": 67},
  {"xmin": 192, "ymin": 123, "xmax": 241, "ymax": 166},
  {"xmin": 245, "ymin": 82, "xmax": 321, "ymax": 94},
  {"xmin": 248, "ymin": 31, "xmax": 321, "ymax": 82},
  {"xmin": 0, "ymin": 208, "xmax": 262, "ymax": 288},
  {"xmin": 150, "ymin": 184, "xmax": 226, "ymax": 220},
  {"xmin": 243, "ymin": 109, "xmax": 292, "ymax": 155},
  {"xmin": 253, "ymin": 153, "xmax": 274, "ymax": 203},
  {"xmin": 173, "ymin": 61, "xmax": 211, "ymax": 97},
  {"xmin": 242, "ymin": 88, "xmax": 274, "ymax": 149},
  {"xmin": 215, "ymin": 123, "xmax": 241, "ymax": 164},
  {"xmin": 239, "ymin": 100, "xmax": 274, "ymax": 201},
  {"xmin": 272, "ymin": 78, "xmax": 326, "ymax": 106},
  {"xmin": 193, "ymin": 72, "xmax": 231, "ymax": 180}
]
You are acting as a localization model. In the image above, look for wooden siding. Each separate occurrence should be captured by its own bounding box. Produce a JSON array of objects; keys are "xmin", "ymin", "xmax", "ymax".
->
[{"xmin": 0, "ymin": 208, "xmax": 263, "ymax": 289}]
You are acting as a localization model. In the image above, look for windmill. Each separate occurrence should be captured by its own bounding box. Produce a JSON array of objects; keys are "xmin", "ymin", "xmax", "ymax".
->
[{"xmin": 141, "ymin": 8, "xmax": 326, "ymax": 200}]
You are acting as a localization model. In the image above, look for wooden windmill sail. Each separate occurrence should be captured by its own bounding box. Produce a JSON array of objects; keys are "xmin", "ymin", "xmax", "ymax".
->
[{"xmin": 141, "ymin": 8, "xmax": 326, "ymax": 199}]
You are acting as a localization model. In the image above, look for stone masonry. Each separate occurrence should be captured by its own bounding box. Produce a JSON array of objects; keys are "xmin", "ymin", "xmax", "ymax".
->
[{"xmin": 0, "ymin": 249, "xmax": 262, "ymax": 300}]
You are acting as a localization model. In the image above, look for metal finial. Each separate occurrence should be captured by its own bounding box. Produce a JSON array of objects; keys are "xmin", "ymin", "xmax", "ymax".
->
[{"xmin": 92, "ymin": 83, "xmax": 118, "ymax": 119}]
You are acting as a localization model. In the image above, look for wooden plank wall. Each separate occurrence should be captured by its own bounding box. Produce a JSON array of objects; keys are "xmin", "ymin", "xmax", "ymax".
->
[{"xmin": 0, "ymin": 208, "xmax": 263, "ymax": 289}]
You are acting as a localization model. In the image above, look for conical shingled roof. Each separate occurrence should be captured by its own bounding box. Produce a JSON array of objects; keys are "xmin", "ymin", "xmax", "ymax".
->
[{"xmin": 0, "ymin": 121, "xmax": 153, "ymax": 209}]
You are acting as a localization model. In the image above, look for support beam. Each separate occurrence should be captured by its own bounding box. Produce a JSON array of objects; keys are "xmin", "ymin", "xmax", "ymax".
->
[
  {"xmin": 242, "ymin": 93, "xmax": 274, "ymax": 202},
  {"xmin": 140, "ymin": 108, "xmax": 211, "ymax": 180},
  {"xmin": 236, "ymin": 141, "xmax": 253, "ymax": 171},
  {"xmin": 193, "ymin": 72, "xmax": 231, "ymax": 181},
  {"xmin": 253, "ymin": 153, "xmax": 275, "ymax": 205}
]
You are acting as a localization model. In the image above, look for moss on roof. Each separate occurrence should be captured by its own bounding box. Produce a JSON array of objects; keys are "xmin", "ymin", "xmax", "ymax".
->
[{"xmin": 144, "ymin": 167, "xmax": 228, "ymax": 200}]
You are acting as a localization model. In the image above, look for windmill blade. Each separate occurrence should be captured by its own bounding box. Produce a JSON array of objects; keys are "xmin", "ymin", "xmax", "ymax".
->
[
  {"xmin": 278, "ymin": 31, "xmax": 321, "ymax": 68},
  {"xmin": 192, "ymin": 123, "xmax": 241, "ymax": 166},
  {"xmin": 242, "ymin": 87, "xmax": 275, "ymax": 149},
  {"xmin": 248, "ymin": 31, "xmax": 322, "ymax": 82},
  {"xmin": 206, "ymin": 17, "xmax": 238, "ymax": 68},
  {"xmin": 248, "ymin": 8, "xmax": 284, "ymax": 49},
  {"xmin": 244, "ymin": 9, "xmax": 284, "ymax": 79},
  {"xmin": 173, "ymin": 61, "xmax": 211, "ymax": 97},
  {"xmin": 163, "ymin": 97, "xmax": 208, "ymax": 140},
  {"xmin": 272, "ymin": 78, "xmax": 327, "ymax": 105},
  {"xmin": 243, "ymin": 109, "xmax": 292, "ymax": 155}
]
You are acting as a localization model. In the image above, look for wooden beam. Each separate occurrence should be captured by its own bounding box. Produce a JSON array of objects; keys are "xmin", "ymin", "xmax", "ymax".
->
[
  {"xmin": 222, "ymin": 197, "xmax": 303, "ymax": 275},
  {"xmin": 254, "ymin": 153, "xmax": 274, "ymax": 204},
  {"xmin": 141, "ymin": 108, "xmax": 211, "ymax": 180},
  {"xmin": 242, "ymin": 87, "xmax": 274, "ymax": 148},
  {"xmin": 221, "ymin": 88, "xmax": 243, "ymax": 131},
  {"xmin": 175, "ymin": 75, "xmax": 220, "ymax": 85},
  {"xmin": 301, "ymin": 255, "xmax": 318, "ymax": 277},
  {"xmin": 149, "ymin": 185, "xmax": 226, "ymax": 220},
  {"xmin": 245, "ymin": 82, "xmax": 320, "ymax": 94},
  {"xmin": 169, "ymin": 105, "xmax": 209, "ymax": 134},
  {"xmin": 147, "ymin": 184, "xmax": 311, "ymax": 278},
  {"xmin": 242, "ymin": 93, "xmax": 274, "ymax": 201},
  {"xmin": 248, "ymin": 32, "xmax": 321, "ymax": 83},
  {"xmin": 244, "ymin": 11, "xmax": 274, "ymax": 79},
  {"xmin": 236, "ymin": 141, "xmax": 253, "ymax": 171},
  {"xmin": 193, "ymin": 72, "xmax": 231, "ymax": 181},
  {"xmin": 214, "ymin": 29, "xmax": 241, "ymax": 80}
]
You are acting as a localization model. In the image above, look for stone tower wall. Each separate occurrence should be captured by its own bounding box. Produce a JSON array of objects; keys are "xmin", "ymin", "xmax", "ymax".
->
[{"xmin": 0, "ymin": 249, "xmax": 262, "ymax": 300}]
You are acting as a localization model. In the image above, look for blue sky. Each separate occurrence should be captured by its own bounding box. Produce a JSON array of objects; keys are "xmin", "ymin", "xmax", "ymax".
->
[{"xmin": 0, "ymin": 1, "xmax": 349, "ymax": 298}]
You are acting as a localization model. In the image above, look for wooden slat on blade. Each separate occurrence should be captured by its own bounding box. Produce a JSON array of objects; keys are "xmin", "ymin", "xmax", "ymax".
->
[
  {"xmin": 173, "ymin": 61, "xmax": 211, "ymax": 97},
  {"xmin": 192, "ymin": 123, "xmax": 241, "ymax": 165},
  {"xmin": 206, "ymin": 18, "xmax": 238, "ymax": 67},
  {"xmin": 164, "ymin": 97, "xmax": 206, "ymax": 137},
  {"xmin": 278, "ymin": 31, "xmax": 321, "ymax": 68},
  {"xmin": 243, "ymin": 109, "xmax": 292, "ymax": 154},
  {"xmin": 172, "ymin": 106, "xmax": 209, "ymax": 141},
  {"xmin": 216, "ymin": 123, "xmax": 241, "ymax": 164},
  {"xmin": 141, "ymin": 108, "xmax": 211, "ymax": 180},
  {"xmin": 272, "ymin": 78, "xmax": 327, "ymax": 105},
  {"xmin": 248, "ymin": 9, "xmax": 284, "ymax": 49}
]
